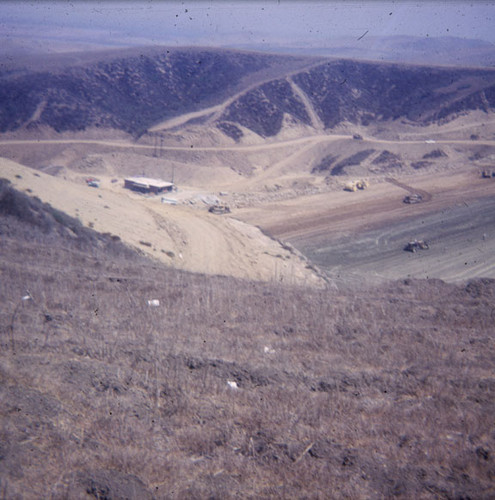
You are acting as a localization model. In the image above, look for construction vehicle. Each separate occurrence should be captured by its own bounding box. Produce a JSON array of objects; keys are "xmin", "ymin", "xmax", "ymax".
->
[
  {"xmin": 404, "ymin": 239, "xmax": 429, "ymax": 253},
  {"xmin": 208, "ymin": 203, "xmax": 231, "ymax": 215},
  {"xmin": 85, "ymin": 177, "xmax": 100, "ymax": 188},
  {"xmin": 403, "ymin": 193, "xmax": 423, "ymax": 204},
  {"xmin": 344, "ymin": 179, "xmax": 368, "ymax": 192}
]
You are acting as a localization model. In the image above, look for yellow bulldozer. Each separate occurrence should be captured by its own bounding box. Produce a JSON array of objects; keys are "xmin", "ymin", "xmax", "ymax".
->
[{"xmin": 343, "ymin": 179, "xmax": 369, "ymax": 192}]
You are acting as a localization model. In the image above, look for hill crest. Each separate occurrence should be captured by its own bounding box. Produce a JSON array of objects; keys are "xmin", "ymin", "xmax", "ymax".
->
[{"xmin": 1, "ymin": 46, "xmax": 494, "ymax": 139}]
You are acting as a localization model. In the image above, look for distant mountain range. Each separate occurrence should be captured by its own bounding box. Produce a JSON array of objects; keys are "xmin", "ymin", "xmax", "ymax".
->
[
  {"xmin": 230, "ymin": 36, "xmax": 495, "ymax": 68},
  {"xmin": 0, "ymin": 45, "xmax": 494, "ymax": 138}
]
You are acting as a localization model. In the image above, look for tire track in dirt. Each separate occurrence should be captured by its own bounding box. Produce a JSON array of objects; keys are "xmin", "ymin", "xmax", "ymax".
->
[
  {"xmin": 292, "ymin": 191, "xmax": 495, "ymax": 284},
  {"xmin": 385, "ymin": 177, "xmax": 433, "ymax": 202}
]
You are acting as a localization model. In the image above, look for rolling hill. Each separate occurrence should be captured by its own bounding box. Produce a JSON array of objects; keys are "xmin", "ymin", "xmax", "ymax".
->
[
  {"xmin": 0, "ymin": 47, "xmax": 319, "ymax": 137},
  {"xmin": 1, "ymin": 46, "xmax": 494, "ymax": 139}
]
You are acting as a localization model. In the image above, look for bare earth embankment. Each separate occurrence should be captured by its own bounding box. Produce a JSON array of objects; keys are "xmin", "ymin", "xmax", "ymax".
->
[
  {"xmin": 0, "ymin": 157, "xmax": 323, "ymax": 286},
  {"xmin": 237, "ymin": 168, "xmax": 495, "ymax": 284},
  {"xmin": 1, "ymin": 125, "xmax": 494, "ymax": 285}
]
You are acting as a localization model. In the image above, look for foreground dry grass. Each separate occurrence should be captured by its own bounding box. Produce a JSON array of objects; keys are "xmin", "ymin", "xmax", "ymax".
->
[{"xmin": 1, "ymin": 184, "xmax": 494, "ymax": 498}]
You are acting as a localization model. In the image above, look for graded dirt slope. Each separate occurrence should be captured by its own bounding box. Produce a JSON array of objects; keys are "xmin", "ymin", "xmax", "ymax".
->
[
  {"xmin": 236, "ymin": 169, "xmax": 495, "ymax": 284},
  {"xmin": 0, "ymin": 157, "xmax": 324, "ymax": 286},
  {"xmin": 1, "ymin": 107, "xmax": 494, "ymax": 286}
]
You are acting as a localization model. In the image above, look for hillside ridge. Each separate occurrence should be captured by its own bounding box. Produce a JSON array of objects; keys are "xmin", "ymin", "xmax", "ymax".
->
[{"xmin": 1, "ymin": 46, "xmax": 494, "ymax": 138}]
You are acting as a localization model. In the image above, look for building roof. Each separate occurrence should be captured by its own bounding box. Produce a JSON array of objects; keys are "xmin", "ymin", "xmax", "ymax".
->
[{"xmin": 125, "ymin": 177, "xmax": 173, "ymax": 189}]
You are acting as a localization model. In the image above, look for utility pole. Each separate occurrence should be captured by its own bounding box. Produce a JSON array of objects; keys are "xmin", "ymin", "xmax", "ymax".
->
[{"xmin": 153, "ymin": 133, "xmax": 158, "ymax": 158}]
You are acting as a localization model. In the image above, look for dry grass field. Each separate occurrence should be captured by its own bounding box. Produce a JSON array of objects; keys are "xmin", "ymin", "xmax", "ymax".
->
[{"xmin": 1, "ymin": 180, "xmax": 494, "ymax": 498}]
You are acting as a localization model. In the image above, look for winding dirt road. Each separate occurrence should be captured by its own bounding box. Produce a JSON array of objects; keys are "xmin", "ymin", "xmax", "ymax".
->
[{"xmin": 1, "ymin": 134, "xmax": 495, "ymax": 153}]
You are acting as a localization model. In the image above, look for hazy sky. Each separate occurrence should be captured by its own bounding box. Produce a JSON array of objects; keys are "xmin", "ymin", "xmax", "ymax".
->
[{"xmin": 2, "ymin": 1, "xmax": 494, "ymax": 49}]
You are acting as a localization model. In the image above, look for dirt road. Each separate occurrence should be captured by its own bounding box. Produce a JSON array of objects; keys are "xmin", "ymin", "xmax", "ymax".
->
[
  {"xmin": 1, "ymin": 134, "xmax": 494, "ymax": 153},
  {"xmin": 286, "ymin": 77, "xmax": 325, "ymax": 130},
  {"xmin": 0, "ymin": 134, "xmax": 349, "ymax": 153}
]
